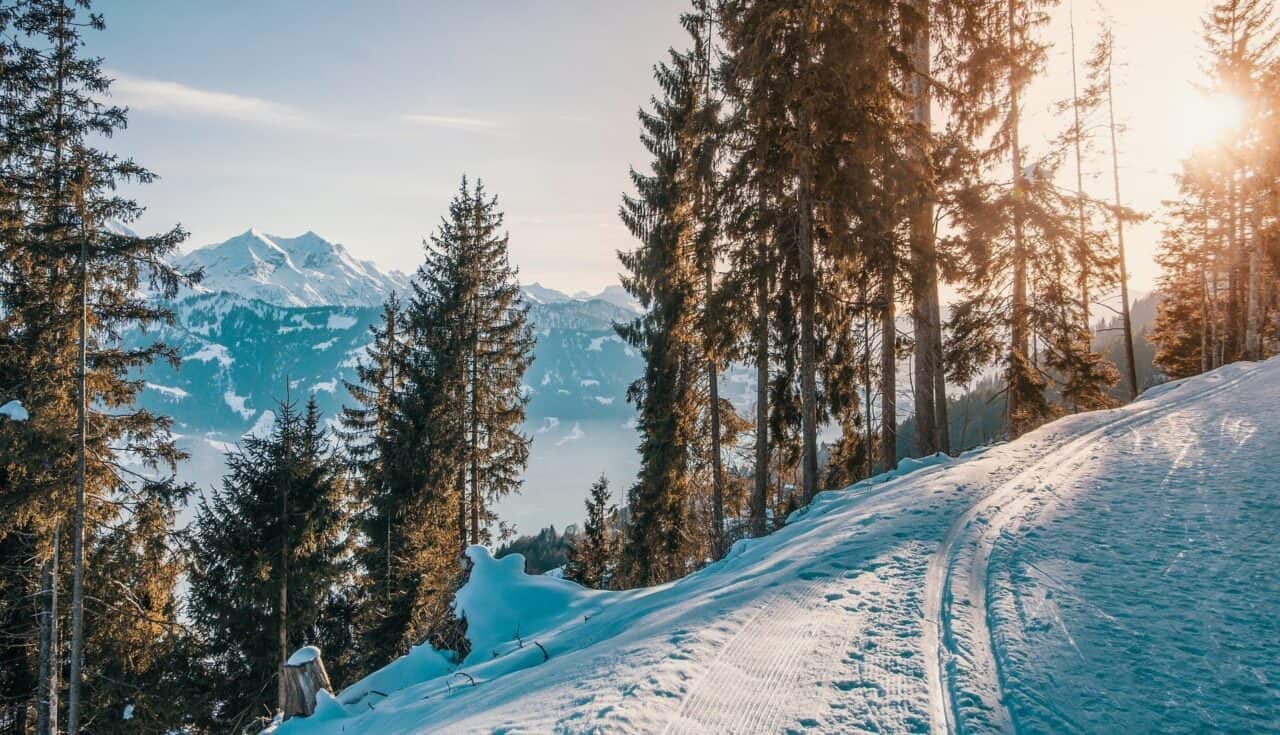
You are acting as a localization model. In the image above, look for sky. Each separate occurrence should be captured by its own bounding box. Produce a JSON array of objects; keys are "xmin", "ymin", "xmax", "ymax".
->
[{"xmin": 90, "ymin": 0, "xmax": 1224, "ymax": 297}]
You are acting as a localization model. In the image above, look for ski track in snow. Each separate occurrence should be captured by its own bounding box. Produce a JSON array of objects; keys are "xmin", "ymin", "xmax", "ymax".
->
[
  {"xmin": 279, "ymin": 358, "xmax": 1278, "ymax": 735},
  {"xmin": 923, "ymin": 360, "xmax": 1264, "ymax": 735}
]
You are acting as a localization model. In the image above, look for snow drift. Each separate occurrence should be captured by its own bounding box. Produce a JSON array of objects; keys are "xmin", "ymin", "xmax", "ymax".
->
[{"xmin": 274, "ymin": 357, "xmax": 1280, "ymax": 734}]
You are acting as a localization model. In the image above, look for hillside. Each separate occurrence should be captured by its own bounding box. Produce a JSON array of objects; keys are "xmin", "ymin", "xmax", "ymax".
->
[{"xmin": 274, "ymin": 357, "xmax": 1279, "ymax": 734}]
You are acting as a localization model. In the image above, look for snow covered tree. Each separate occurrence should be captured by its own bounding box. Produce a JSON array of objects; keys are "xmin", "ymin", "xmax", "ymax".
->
[
  {"xmin": 186, "ymin": 397, "xmax": 353, "ymax": 731},
  {"xmin": 563, "ymin": 475, "xmax": 619, "ymax": 589}
]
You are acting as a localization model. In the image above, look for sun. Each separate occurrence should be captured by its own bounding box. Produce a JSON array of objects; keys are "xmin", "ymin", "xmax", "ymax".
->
[{"xmin": 1177, "ymin": 91, "xmax": 1248, "ymax": 154}]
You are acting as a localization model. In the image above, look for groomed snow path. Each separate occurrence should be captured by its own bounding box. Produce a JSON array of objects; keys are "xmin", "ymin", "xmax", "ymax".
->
[{"xmin": 283, "ymin": 358, "xmax": 1280, "ymax": 734}]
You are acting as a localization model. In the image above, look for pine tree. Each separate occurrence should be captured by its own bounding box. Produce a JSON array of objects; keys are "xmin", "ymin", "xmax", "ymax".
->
[
  {"xmin": 563, "ymin": 475, "xmax": 618, "ymax": 589},
  {"xmin": 0, "ymin": 1, "xmax": 194, "ymax": 728},
  {"xmin": 617, "ymin": 30, "xmax": 704, "ymax": 584},
  {"xmin": 1153, "ymin": 0, "xmax": 1280, "ymax": 373},
  {"xmin": 186, "ymin": 397, "xmax": 352, "ymax": 731},
  {"xmin": 409, "ymin": 177, "xmax": 534, "ymax": 550}
]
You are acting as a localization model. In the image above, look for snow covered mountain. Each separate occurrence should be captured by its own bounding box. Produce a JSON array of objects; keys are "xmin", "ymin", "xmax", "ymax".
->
[
  {"xmin": 174, "ymin": 229, "xmax": 410, "ymax": 307},
  {"xmin": 273, "ymin": 357, "xmax": 1280, "ymax": 735}
]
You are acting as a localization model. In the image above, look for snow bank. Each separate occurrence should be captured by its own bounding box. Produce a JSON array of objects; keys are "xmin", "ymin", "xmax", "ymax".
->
[
  {"xmin": 455, "ymin": 546, "xmax": 602, "ymax": 664},
  {"xmin": 0, "ymin": 400, "xmax": 28, "ymax": 422}
]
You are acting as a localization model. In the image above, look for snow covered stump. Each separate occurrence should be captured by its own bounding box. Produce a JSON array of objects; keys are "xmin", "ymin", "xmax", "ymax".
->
[{"xmin": 282, "ymin": 646, "xmax": 332, "ymax": 720}]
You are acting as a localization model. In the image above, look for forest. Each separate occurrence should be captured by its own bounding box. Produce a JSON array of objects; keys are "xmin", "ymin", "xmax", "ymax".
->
[{"xmin": 0, "ymin": 0, "xmax": 1277, "ymax": 733}]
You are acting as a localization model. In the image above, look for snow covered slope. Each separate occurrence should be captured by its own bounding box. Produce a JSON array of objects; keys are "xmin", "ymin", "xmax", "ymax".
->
[
  {"xmin": 174, "ymin": 229, "xmax": 409, "ymax": 307},
  {"xmin": 274, "ymin": 357, "xmax": 1280, "ymax": 735}
]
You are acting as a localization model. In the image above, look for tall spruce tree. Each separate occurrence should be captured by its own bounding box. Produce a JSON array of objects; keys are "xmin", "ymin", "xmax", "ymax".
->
[
  {"xmin": 186, "ymin": 398, "xmax": 352, "ymax": 731},
  {"xmin": 0, "ymin": 1, "xmax": 194, "ymax": 728},
  {"xmin": 408, "ymin": 177, "xmax": 534, "ymax": 550},
  {"xmin": 617, "ymin": 25, "xmax": 705, "ymax": 584}
]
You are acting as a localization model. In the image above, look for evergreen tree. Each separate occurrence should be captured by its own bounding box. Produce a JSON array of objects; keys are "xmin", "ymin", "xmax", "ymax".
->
[
  {"xmin": 186, "ymin": 397, "xmax": 352, "ymax": 731},
  {"xmin": 0, "ymin": 1, "xmax": 194, "ymax": 727},
  {"xmin": 409, "ymin": 177, "xmax": 534, "ymax": 550},
  {"xmin": 563, "ymin": 475, "xmax": 618, "ymax": 589},
  {"xmin": 617, "ymin": 29, "xmax": 703, "ymax": 583}
]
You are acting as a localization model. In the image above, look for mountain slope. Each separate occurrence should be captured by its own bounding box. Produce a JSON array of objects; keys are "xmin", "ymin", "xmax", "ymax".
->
[{"xmin": 274, "ymin": 357, "xmax": 1279, "ymax": 734}]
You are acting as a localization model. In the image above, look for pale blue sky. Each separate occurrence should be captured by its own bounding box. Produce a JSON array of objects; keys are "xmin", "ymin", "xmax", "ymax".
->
[
  {"xmin": 91, "ymin": 1, "xmax": 686, "ymax": 293},
  {"xmin": 91, "ymin": 0, "xmax": 1217, "ymax": 296}
]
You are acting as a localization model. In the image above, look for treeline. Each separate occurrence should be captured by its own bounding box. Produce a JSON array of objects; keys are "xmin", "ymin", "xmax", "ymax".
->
[
  {"xmin": 604, "ymin": 0, "xmax": 1280, "ymax": 587},
  {"xmin": 182, "ymin": 177, "xmax": 536, "ymax": 731},
  {"xmin": 0, "ymin": 2, "xmax": 537, "ymax": 731},
  {"xmin": 1151, "ymin": 0, "xmax": 1280, "ymax": 374}
]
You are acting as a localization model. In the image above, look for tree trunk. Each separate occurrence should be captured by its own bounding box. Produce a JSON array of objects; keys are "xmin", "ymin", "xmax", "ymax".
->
[
  {"xmin": 278, "ymin": 412, "xmax": 290, "ymax": 714},
  {"xmin": 1246, "ymin": 209, "xmax": 1262, "ymax": 359},
  {"xmin": 1069, "ymin": 9, "xmax": 1091, "ymax": 330},
  {"xmin": 880, "ymin": 261, "xmax": 897, "ymax": 472},
  {"xmin": 796, "ymin": 109, "xmax": 819, "ymax": 504},
  {"xmin": 908, "ymin": 0, "xmax": 941, "ymax": 458},
  {"xmin": 1007, "ymin": 0, "xmax": 1029, "ymax": 435},
  {"xmin": 37, "ymin": 529, "xmax": 58, "ymax": 735},
  {"xmin": 282, "ymin": 647, "xmax": 332, "ymax": 720},
  {"xmin": 705, "ymin": 262, "xmax": 725, "ymax": 557},
  {"xmin": 1106, "ymin": 59, "xmax": 1139, "ymax": 398},
  {"xmin": 68, "ymin": 201, "xmax": 87, "ymax": 735},
  {"xmin": 751, "ymin": 225, "xmax": 769, "ymax": 538}
]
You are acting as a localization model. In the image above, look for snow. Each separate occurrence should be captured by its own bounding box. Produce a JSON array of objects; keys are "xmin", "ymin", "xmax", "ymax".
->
[
  {"xmin": 555, "ymin": 422, "xmax": 583, "ymax": 446},
  {"xmin": 586, "ymin": 334, "xmax": 623, "ymax": 352},
  {"xmin": 146, "ymin": 382, "xmax": 190, "ymax": 400},
  {"xmin": 288, "ymin": 645, "xmax": 322, "ymax": 666},
  {"xmin": 244, "ymin": 410, "xmax": 276, "ymax": 439},
  {"xmin": 326, "ymin": 313, "xmax": 358, "ymax": 330},
  {"xmin": 223, "ymin": 390, "xmax": 255, "ymax": 420},
  {"xmin": 173, "ymin": 229, "xmax": 408, "ymax": 308},
  {"xmin": 272, "ymin": 358, "xmax": 1280, "ymax": 734},
  {"xmin": 0, "ymin": 400, "xmax": 28, "ymax": 421},
  {"xmin": 186, "ymin": 342, "xmax": 234, "ymax": 368}
]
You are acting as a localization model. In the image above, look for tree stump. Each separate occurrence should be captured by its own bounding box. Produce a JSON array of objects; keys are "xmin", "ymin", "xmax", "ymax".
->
[{"xmin": 282, "ymin": 646, "xmax": 332, "ymax": 720}]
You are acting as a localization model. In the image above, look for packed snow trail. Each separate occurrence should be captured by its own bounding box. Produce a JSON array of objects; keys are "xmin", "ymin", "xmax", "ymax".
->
[{"xmin": 275, "ymin": 358, "xmax": 1278, "ymax": 735}]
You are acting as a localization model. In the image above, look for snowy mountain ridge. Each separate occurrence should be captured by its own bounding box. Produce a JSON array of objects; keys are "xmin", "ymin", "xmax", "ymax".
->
[
  {"xmin": 175, "ymin": 228, "xmax": 640, "ymax": 313},
  {"xmin": 272, "ymin": 357, "xmax": 1280, "ymax": 735},
  {"xmin": 174, "ymin": 229, "xmax": 410, "ymax": 308}
]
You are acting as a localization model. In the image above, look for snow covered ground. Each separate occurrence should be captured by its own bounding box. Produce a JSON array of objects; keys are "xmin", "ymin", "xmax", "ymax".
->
[{"xmin": 275, "ymin": 358, "xmax": 1280, "ymax": 734}]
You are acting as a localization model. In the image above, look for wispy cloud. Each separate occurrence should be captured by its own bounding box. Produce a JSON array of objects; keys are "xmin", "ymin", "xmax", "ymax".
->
[
  {"xmin": 109, "ymin": 70, "xmax": 310, "ymax": 128},
  {"xmin": 402, "ymin": 113, "xmax": 500, "ymax": 131}
]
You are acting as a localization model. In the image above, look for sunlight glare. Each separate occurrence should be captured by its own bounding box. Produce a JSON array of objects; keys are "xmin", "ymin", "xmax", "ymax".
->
[{"xmin": 1178, "ymin": 92, "xmax": 1247, "ymax": 154}]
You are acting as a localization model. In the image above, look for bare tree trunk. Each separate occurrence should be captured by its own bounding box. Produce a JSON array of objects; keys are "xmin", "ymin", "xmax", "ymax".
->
[
  {"xmin": 908, "ymin": 0, "xmax": 942, "ymax": 457},
  {"xmin": 469, "ymin": 346, "xmax": 481, "ymax": 545},
  {"xmin": 37, "ymin": 529, "xmax": 58, "ymax": 735},
  {"xmin": 880, "ymin": 262, "xmax": 897, "ymax": 471},
  {"xmin": 1007, "ymin": 0, "xmax": 1029, "ymax": 435},
  {"xmin": 707, "ymin": 329, "xmax": 726, "ymax": 556},
  {"xmin": 277, "ymin": 403, "xmax": 291, "ymax": 714},
  {"xmin": 751, "ymin": 227, "xmax": 769, "ymax": 538},
  {"xmin": 1106, "ymin": 58, "xmax": 1139, "ymax": 398},
  {"xmin": 1246, "ymin": 208, "xmax": 1262, "ymax": 359},
  {"xmin": 1069, "ymin": 8, "xmax": 1091, "ymax": 330},
  {"xmin": 797, "ymin": 109, "xmax": 819, "ymax": 504},
  {"xmin": 862, "ymin": 282, "xmax": 874, "ymax": 479}
]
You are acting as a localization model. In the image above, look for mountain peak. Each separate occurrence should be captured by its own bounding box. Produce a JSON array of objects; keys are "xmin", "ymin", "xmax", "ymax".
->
[{"xmin": 174, "ymin": 229, "xmax": 408, "ymax": 308}]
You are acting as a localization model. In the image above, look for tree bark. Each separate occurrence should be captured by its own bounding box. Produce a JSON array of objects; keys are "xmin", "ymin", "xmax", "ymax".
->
[
  {"xmin": 1106, "ymin": 58, "xmax": 1139, "ymax": 398},
  {"xmin": 282, "ymin": 648, "xmax": 332, "ymax": 720},
  {"xmin": 881, "ymin": 261, "xmax": 897, "ymax": 472},
  {"xmin": 796, "ymin": 109, "xmax": 819, "ymax": 504},
  {"xmin": 37, "ymin": 529, "xmax": 58, "ymax": 735},
  {"xmin": 908, "ymin": 0, "xmax": 939, "ymax": 458},
  {"xmin": 751, "ymin": 221, "xmax": 769, "ymax": 538},
  {"xmin": 1007, "ymin": 0, "xmax": 1029, "ymax": 434}
]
